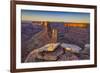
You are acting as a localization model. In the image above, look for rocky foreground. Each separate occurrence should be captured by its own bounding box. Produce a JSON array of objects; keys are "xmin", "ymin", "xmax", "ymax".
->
[{"xmin": 25, "ymin": 43, "xmax": 90, "ymax": 62}]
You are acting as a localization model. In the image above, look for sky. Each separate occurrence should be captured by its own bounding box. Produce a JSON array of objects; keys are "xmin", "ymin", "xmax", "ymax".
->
[{"xmin": 21, "ymin": 9, "xmax": 90, "ymax": 23}]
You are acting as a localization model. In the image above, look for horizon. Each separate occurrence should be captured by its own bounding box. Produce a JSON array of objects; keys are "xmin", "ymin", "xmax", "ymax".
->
[{"xmin": 21, "ymin": 20, "xmax": 89, "ymax": 24}]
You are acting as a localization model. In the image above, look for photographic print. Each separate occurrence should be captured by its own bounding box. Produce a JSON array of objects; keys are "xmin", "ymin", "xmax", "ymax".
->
[
  {"xmin": 11, "ymin": 1, "xmax": 97, "ymax": 72},
  {"xmin": 21, "ymin": 10, "xmax": 90, "ymax": 63}
]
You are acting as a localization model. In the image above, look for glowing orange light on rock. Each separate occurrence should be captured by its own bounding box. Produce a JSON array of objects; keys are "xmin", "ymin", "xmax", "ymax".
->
[{"xmin": 64, "ymin": 23, "xmax": 87, "ymax": 28}]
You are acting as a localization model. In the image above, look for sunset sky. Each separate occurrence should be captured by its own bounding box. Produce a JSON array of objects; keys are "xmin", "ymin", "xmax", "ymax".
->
[{"xmin": 21, "ymin": 10, "xmax": 90, "ymax": 23}]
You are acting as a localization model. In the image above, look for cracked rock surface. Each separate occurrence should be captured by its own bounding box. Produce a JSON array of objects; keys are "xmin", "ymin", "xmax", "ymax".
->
[{"xmin": 25, "ymin": 43, "xmax": 89, "ymax": 62}]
